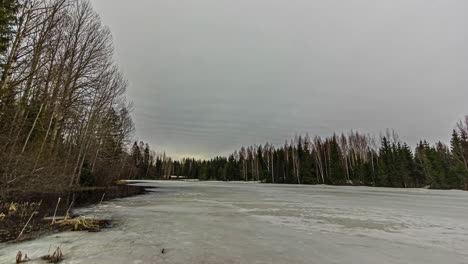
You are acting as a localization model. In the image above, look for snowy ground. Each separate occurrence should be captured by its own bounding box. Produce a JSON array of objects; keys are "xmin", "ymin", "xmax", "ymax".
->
[{"xmin": 1, "ymin": 181, "xmax": 468, "ymax": 264}]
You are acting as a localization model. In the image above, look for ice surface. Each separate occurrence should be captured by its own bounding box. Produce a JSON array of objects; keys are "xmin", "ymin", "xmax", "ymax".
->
[{"xmin": 1, "ymin": 181, "xmax": 468, "ymax": 263}]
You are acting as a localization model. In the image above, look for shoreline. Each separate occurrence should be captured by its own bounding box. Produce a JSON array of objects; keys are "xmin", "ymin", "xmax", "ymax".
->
[{"xmin": 0, "ymin": 184, "xmax": 147, "ymax": 244}]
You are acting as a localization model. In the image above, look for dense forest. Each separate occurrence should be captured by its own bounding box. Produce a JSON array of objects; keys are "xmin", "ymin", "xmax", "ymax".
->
[
  {"xmin": 0, "ymin": 0, "xmax": 141, "ymax": 198},
  {"xmin": 133, "ymin": 118, "xmax": 468, "ymax": 190}
]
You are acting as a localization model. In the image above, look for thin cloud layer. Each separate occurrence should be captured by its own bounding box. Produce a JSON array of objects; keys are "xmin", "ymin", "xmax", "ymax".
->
[{"xmin": 91, "ymin": 0, "xmax": 468, "ymax": 159}]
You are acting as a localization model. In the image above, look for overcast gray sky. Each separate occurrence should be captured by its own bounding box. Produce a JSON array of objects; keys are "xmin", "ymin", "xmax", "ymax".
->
[{"xmin": 91, "ymin": 0, "xmax": 468, "ymax": 159}]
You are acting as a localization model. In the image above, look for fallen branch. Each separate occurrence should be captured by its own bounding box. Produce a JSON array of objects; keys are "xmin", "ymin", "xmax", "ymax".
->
[
  {"xmin": 64, "ymin": 200, "xmax": 74, "ymax": 221},
  {"xmin": 51, "ymin": 197, "xmax": 61, "ymax": 225},
  {"xmin": 17, "ymin": 211, "xmax": 37, "ymax": 241},
  {"xmin": 99, "ymin": 193, "xmax": 106, "ymax": 204}
]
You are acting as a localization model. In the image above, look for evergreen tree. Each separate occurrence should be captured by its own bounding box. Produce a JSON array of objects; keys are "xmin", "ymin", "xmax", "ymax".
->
[
  {"xmin": 376, "ymin": 137, "xmax": 392, "ymax": 186},
  {"xmin": 131, "ymin": 142, "xmax": 141, "ymax": 168},
  {"xmin": 301, "ymin": 137, "xmax": 314, "ymax": 184},
  {"xmin": 395, "ymin": 143, "xmax": 414, "ymax": 188},
  {"xmin": 328, "ymin": 136, "xmax": 346, "ymax": 184},
  {"xmin": 449, "ymin": 130, "xmax": 468, "ymax": 188},
  {"xmin": 0, "ymin": 0, "xmax": 17, "ymax": 61}
]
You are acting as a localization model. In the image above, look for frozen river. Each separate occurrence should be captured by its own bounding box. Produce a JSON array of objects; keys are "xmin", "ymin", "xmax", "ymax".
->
[{"xmin": 1, "ymin": 181, "xmax": 468, "ymax": 263}]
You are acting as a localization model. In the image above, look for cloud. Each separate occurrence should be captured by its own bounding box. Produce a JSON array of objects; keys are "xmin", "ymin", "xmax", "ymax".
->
[{"xmin": 91, "ymin": 0, "xmax": 468, "ymax": 159}]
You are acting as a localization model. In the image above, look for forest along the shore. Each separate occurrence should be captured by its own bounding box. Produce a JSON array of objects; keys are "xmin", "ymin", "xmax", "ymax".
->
[
  {"xmin": 0, "ymin": 0, "xmax": 146, "ymax": 243},
  {"xmin": 135, "ymin": 118, "xmax": 468, "ymax": 190}
]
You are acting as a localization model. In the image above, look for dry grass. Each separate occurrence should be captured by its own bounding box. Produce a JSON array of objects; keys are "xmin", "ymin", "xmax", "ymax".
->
[
  {"xmin": 115, "ymin": 180, "xmax": 128, "ymax": 185},
  {"xmin": 0, "ymin": 202, "xmax": 43, "ymax": 242},
  {"xmin": 16, "ymin": 251, "xmax": 30, "ymax": 263},
  {"xmin": 41, "ymin": 247, "xmax": 64, "ymax": 263},
  {"xmin": 0, "ymin": 202, "xmax": 42, "ymax": 218},
  {"xmin": 58, "ymin": 216, "xmax": 101, "ymax": 232}
]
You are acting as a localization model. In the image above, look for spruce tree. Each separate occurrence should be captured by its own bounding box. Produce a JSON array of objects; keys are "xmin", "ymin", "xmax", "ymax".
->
[
  {"xmin": 376, "ymin": 137, "xmax": 391, "ymax": 186},
  {"xmin": 328, "ymin": 136, "xmax": 346, "ymax": 184},
  {"xmin": 449, "ymin": 130, "xmax": 468, "ymax": 188},
  {"xmin": 0, "ymin": 0, "xmax": 17, "ymax": 64},
  {"xmin": 301, "ymin": 139, "xmax": 315, "ymax": 184}
]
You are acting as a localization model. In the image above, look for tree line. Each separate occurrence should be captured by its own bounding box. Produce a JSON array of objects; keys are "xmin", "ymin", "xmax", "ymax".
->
[
  {"xmin": 135, "ymin": 117, "xmax": 468, "ymax": 190},
  {"xmin": 2, "ymin": 1, "xmax": 466, "ymax": 195},
  {"xmin": 0, "ymin": 0, "xmax": 140, "ymax": 198}
]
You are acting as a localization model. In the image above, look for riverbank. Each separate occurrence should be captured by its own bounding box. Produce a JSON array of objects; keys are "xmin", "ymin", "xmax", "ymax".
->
[{"xmin": 0, "ymin": 184, "xmax": 146, "ymax": 243}]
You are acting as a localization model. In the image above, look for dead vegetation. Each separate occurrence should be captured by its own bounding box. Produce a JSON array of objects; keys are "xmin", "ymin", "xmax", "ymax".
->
[
  {"xmin": 41, "ymin": 247, "xmax": 64, "ymax": 263},
  {"xmin": 13, "ymin": 246, "xmax": 65, "ymax": 263},
  {"xmin": 17, "ymin": 211, "xmax": 38, "ymax": 241},
  {"xmin": 0, "ymin": 202, "xmax": 44, "ymax": 242},
  {"xmin": 0, "ymin": 202, "xmax": 42, "ymax": 218},
  {"xmin": 58, "ymin": 216, "xmax": 103, "ymax": 232},
  {"xmin": 115, "ymin": 180, "xmax": 128, "ymax": 185},
  {"xmin": 16, "ymin": 251, "xmax": 30, "ymax": 263},
  {"xmin": 0, "ymin": 199, "xmax": 106, "ymax": 242},
  {"xmin": 1, "ymin": 184, "xmax": 144, "ymax": 243}
]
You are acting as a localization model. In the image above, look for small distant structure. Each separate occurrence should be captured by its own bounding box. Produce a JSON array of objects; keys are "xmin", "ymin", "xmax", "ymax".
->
[{"xmin": 170, "ymin": 176, "xmax": 187, "ymax": 180}]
